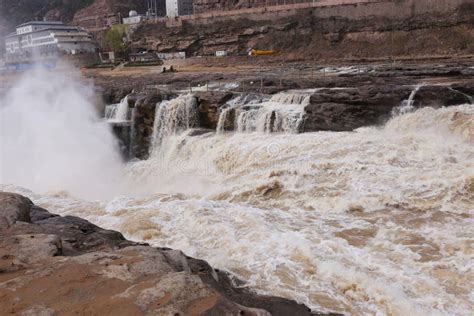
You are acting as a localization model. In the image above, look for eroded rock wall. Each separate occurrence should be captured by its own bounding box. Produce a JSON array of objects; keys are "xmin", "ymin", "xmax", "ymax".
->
[{"xmin": 131, "ymin": 0, "xmax": 474, "ymax": 59}]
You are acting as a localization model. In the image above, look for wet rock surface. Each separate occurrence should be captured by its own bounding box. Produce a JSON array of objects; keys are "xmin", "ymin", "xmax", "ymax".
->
[
  {"xmin": 196, "ymin": 91, "xmax": 234, "ymax": 129},
  {"xmin": 130, "ymin": 93, "xmax": 165, "ymax": 160},
  {"xmin": 109, "ymin": 121, "xmax": 132, "ymax": 160},
  {"xmin": 302, "ymin": 84, "xmax": 472, "ymax": 132},
  {"xmin": 87, "ymin": 57, "xmax": 474, "ymax": 158},
  {"xmin": 0, "ymin": 192, "xmax": 325, "ymax": 315}
]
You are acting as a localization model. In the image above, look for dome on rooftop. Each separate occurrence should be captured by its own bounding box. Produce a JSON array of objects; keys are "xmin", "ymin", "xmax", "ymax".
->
[{"xmin": 129, "ymin": 10, "xmax": 138, "ymax": 17}]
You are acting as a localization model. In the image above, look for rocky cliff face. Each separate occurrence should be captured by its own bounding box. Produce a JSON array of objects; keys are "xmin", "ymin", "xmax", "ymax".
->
[
  {"xmin": 0, "ymin": 192, "xmax": 319, "ymax": 315},
  {"xmin": 71, "ymin": 0, "xmax": 151, "ymax": 32},
  {"xmin": 102, "ymin": 77, "xmax": 473, "ymax": 160},
  {"xmin": 193, "ymin": 0, "xmax": 266, "ymax": 13},
  {"xmin": 130, "ymin": 0, "xmax": 474, "ymax": 59}
]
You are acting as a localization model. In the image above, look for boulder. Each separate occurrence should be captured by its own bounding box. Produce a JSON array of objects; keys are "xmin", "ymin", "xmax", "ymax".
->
[
  {"xmin": 0, "ymin": 192, "xmax": 32, "ymax": 227},
  {"xmin": 413, "ymin": 86, "xmax": 472, "ymax": 108}
]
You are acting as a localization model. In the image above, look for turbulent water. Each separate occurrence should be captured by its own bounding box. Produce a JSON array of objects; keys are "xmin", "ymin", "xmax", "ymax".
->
[
  {"xmin": 230, "ymin": 91, "xmax": 308, "ymax": 133},
  {"xmin": 0, "ymin": 69, "xmax": 123, "ymax": 199},
  {"xmin": 105, "ymin": 95, "xmax": 131, "ymax": 122},
  {"xmin": 1, "ymin": 70, "xmax": 473, "ymax": 315},
  {"xmin": 151, "ymin": 94, "xmax": 198, "ymax": 149}
]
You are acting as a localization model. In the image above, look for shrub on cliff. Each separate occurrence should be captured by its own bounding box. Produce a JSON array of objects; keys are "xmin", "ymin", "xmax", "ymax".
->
[{"xmin": 105, "ymin": 24, "xmax": 130, "ymax": 53}]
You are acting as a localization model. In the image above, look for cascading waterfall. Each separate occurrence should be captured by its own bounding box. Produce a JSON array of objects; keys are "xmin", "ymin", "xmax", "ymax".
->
[
  {"xmin": 151, "ymin": 94, "xmax": 198, "ymax": 151},
  {"xmin": 216, "ymin": 107, "xmax": 234, "ymax": 133},
  {"xmin": 217, "ymin": 94, "xmax": 268, "ymax": 133},
  {"xmin": 236, "ymin": 108, "xmax": 261, "ymax": 132},
  {"xmin": 220, "ymin": 92, "xmax": 309, "ymax": 133},
  {"xmin": 238, "ymin": 92, "xmax": 308, "ymax": 133},
  {"xmin": 104, "ymin": 104, "xmax": 118, "ymax": 119},
  {"xmin": 115, "ymin": 95, "xmax": 130, "ymax": 121},
  {"xmin": 105, "ymin": 95, "xmax": 130, "ymax": 121},
  {"xmin": 269, "ymin": 92, "xmax": 311, "ymax": 105},
  {"xmin": 392, "ymin": 84, "xmax": 424, "ymax": 116}
]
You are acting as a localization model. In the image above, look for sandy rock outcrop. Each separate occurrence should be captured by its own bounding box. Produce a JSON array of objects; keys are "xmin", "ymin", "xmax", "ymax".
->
[
  {"xmin": 130, "ymin": 0, "xmax": 474, "ymax": 60},
  {"xmin": 0, "ymin": 192, "xmax": 322, "ymax": 315}
]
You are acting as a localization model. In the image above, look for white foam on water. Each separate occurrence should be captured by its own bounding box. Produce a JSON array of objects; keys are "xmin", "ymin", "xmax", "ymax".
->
[
  {"xmin": 106, "ymin": 95, "xmax": 130, "ymax": 122},
  {"xmin": 151, "ymin": 94, "xmax": 198, "ymax": 150},
  {"xmin": 1, "ymin": 69, "xmax": 473, "ymax": 315},
  {"xmin": 225, "ymin": 91, "xmax": 310, "ymax": 133}
]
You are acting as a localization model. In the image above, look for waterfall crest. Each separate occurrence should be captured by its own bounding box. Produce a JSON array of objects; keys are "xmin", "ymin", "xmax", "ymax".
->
[
  {"xmin": 218, "ymin": 91, "xmax": 309, "ymax": 134},
  {"xmin": 392, "ymin": 84, "xmax": 424, "ymax": 116},
  {"xmin": 105, "ymin": 95, "xmax": 130, "ymax": 121},
  {"xmin": 151, "ymin": 94, "xmax": 198, "ymax": 151}
]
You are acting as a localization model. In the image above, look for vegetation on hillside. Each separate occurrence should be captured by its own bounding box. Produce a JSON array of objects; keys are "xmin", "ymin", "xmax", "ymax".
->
[{"xmin": 105, "ymin": 24, "xmax": 130, "ymax": 52}]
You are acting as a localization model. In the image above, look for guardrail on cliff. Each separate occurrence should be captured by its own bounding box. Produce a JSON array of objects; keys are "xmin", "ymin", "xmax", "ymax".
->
[{"xmin": 146, "ymin": 0, "xmax": 387, "ymax": 27}]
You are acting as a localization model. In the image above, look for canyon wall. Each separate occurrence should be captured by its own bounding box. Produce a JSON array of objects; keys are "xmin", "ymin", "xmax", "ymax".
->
[{"xmin": 131, "ymin": 0, "xmax": 474, "ymax": 59}]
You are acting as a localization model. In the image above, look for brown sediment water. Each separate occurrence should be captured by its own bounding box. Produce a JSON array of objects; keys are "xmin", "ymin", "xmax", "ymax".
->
[{"xmin": 1, "ymin": 68, "xmax": 473, "ymax": 315}]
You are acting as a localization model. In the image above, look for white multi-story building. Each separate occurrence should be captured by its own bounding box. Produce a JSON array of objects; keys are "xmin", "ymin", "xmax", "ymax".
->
[
  {"xmin": 166, "ymin": 0, "xmax": 193, "ymax": 17},
  {"xmin": 4, "ymin": 21, "xmax": 95, "ymax": 65}
]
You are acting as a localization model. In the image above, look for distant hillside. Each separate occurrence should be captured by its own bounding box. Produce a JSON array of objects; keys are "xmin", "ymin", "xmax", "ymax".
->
[{"xmin": 0, "ymin": 0, "xmax": 149, "ymax": 55}]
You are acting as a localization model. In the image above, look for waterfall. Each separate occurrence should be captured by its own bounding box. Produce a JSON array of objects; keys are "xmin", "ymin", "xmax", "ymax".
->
[
  {"xmin": 392, "ymin": 84, "xmax": 424, "ymax": 116},
  {"xmin": 236, "ymin": 108, "xmax": 261, "ymax": 132},
  {"xmin": 115, "ymin": 95, "xmax": 130, "ymax": 121},
  {"xmin": 151, "ymin": 94, "xmax": 198, "ymax": 151},
  {"xmin": 104, "ymin": 104, "xmax": 118, "ymax": 119},
  {"xmin": 216, "ymin": 107, "xmax": 234, "ymax": 133},
  {"xmin": 234, "ymin": 92, "xmax": 308, "ymax": 133},
  {"xmin": 217, "ymin": 92, "xmax": 308, "ymax": 134},
  {"xmin": 269, "ymin": 92, "xmax": 311, "ymax": 105},
  {"xmin": 216, "ymin": 94, "xmax": 268, "ymax": 134},
  {"xmin": 105, "ymin": 95, "xmax": 130, "ymax": 121}
]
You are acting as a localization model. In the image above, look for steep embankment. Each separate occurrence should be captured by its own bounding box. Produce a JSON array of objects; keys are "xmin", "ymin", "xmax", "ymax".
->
[
  {"xmin": 0, "ymin": 192, "xmax": 319, "ymax": 315},
  {"xmin": 131, "ymin": 0, "xmax": 474, "ymax": 59}
]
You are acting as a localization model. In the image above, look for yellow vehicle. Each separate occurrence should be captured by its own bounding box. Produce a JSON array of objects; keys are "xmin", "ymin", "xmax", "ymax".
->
[{"xmin": 249, "ymin": 49, "xmax": 278, "ymax": 56}]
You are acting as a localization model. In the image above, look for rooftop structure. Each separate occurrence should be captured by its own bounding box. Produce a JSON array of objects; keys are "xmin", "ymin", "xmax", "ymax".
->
[
  {"xmin": 4, "ymin": 21, "xmax": 95, "ymax": 65},
  {"xmin": 123, "ymin": 10, "xmax": 148, "ymax": 25},
  {"xmin": 166, "ymin": 0, "xmax": 194, "ymax": 17}
]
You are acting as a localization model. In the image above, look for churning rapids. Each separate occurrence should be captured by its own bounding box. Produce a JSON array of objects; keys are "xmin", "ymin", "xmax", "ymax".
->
[{"xmin": 1, "ymin": 70, "xmax": 473, "ymax": 315}]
